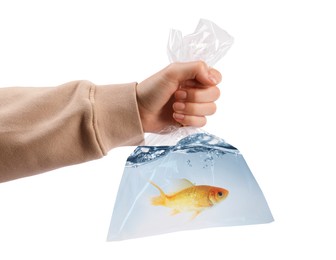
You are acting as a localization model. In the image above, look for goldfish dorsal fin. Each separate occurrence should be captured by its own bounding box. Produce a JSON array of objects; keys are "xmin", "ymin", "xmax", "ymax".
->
[
  {"xmin": 149, "ymin": 181, "xmax": 166, "ymax": 197},
  {"xmin": 166, "ymin": 178, "xmax": 195, "ymax": 194}
]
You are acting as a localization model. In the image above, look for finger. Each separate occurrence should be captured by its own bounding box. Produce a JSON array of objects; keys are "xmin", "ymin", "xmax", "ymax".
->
[
  {"xmin": 173, "ymin": 102, "xmax": 217, "ymax": 116},
  {"xmin": 180, "ymin": 79, "xmax": 202, "ymax": 88},
  {"xmin": 166, "ymin": 61, "xmax": 222, "ymax": 87},
  {"xmin": 175, "ymin": 86, "xmax": 220, "ymax": 103},
  {"xmin": 208, "ymin": 68, "xmax": 222, "ymax": 86},
  {"xmin": 173, "ymin": 113, "xmax": 207, "ymax": 127},
  {"xmin": 180, "ymin": 67, "xmax": 222, "ymax": 88}
]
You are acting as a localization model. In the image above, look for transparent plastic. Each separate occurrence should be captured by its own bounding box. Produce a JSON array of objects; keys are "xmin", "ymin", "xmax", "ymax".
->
[
  {"xmin": 167, "ymin": 18, "xmax": 234, "ymax": 66},
  {"xmin": 107, "ymin": 19, "xmax": 273, "ymax": 241}
]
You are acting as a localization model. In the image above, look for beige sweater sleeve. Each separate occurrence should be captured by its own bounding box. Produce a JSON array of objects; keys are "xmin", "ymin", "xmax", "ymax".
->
[{"xmin": 0, "ymin": 80, "xmax": 144, "ymax": 182}]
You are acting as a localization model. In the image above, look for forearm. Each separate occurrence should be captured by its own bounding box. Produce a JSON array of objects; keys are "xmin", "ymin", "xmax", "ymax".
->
[{"xmin": 0, "ymin": 80, "xmax": 144, "ymax": 182}]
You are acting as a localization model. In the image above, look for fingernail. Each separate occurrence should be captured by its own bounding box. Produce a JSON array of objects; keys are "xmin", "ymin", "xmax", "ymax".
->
[
  {"xmin": 174, "ymin": 102, "xmax": 185, "ymax": 111},
  {"xmin": 173, "ymin": 113, "xmax": 184, "ymax": 120},
  {"xmin": 208, "ymin": 73, "xmax": 218, "ymax": 84},
  {"xmin": 176, "ymin": 90, "xmax": 187, "ymax": 100}
]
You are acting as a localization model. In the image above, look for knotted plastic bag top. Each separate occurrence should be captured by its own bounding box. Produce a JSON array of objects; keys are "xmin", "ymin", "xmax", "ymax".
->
[{"xmin": 167, "ymin": 18, "xmax": 233, "ymax": 66}]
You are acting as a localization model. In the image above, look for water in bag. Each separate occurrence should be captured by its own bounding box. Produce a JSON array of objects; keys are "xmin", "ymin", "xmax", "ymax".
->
[{"xmin": 107, "ymin": 131, "xmax": 273, "ymax": 240}]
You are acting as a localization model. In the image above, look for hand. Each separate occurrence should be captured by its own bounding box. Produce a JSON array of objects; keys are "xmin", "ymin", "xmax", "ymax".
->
[{"xmin": 136, "ymin": 61, "xmax": 222, "ymax": 133}]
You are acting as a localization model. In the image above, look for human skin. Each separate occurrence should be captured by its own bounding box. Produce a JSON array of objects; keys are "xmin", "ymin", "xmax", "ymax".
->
[{"xmin": 136, "ymin": 61, "xmax": 221, "ymax": 133}]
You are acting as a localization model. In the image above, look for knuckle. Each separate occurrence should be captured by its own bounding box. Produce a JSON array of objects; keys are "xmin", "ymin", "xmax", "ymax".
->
[
  {"xmin": 210, "ymin": 103, "xmax": 217, "ymax": 115},
  {"xmin": 184, "ymin": 115, "xmax": 207, "ymax": 127},
  {"xmin": 193, "ymin": 60, "xmax": 208, "ymax": 75},
  {"xmin": 213, "ymin": 87, "xmax": 221, "ymax": 100},
  {"xmin": 195, "ymin": 60, "xmax": 207, "ymax": 70},
  {"xmin": 199, "ymin": 117, "xmax": 207, "ymax": 127}
]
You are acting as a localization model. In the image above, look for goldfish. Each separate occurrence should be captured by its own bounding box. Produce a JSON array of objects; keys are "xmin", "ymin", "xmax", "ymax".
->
[{"xmin": 150, "ymin": 178, "xmax": 229, "ymax": 219}]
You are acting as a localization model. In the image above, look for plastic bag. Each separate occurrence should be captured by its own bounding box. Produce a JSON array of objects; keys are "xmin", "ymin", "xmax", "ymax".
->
[
  {"xmin": 167, "ymin": 18, "xmax": 234, "ymax": 66},
  {"xmin": 107, "ymin": 19, "xmax": 273, "ymax": 241}
]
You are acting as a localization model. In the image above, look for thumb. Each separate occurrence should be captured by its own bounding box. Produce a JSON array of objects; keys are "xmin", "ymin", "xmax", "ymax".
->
[{"xmin": 166, "ymin": 61, "xmax": 221, "ymax": 87}]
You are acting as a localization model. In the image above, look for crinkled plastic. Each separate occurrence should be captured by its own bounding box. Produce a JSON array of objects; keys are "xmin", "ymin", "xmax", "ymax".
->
[
  {"xmin": 107, "ymin": 19, "xmax": 273, "ymax": 241},
  {"xmin": 167, "ymin": 18, "xmax": 234, "ymax": 66}
]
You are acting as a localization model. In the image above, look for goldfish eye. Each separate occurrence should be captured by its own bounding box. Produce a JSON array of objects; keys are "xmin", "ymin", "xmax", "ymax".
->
[{"xmin": 218, "ymin": 191, "xmax": 223, "ymax": 197}]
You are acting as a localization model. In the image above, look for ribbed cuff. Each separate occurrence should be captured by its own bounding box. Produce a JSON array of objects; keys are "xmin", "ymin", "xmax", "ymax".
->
[{"xmin": 93, "ymin": 82, "xmax": 144, "ymax": 154}]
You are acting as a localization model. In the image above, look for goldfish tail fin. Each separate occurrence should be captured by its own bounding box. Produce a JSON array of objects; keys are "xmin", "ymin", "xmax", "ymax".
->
[{"xmin": 150, "ymin": 181, "xmax": 167, "ymax": 206}]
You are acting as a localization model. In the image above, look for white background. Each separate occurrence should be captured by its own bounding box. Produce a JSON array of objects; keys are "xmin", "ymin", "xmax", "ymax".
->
[{"xmin": 0, "ymin": 0, "xmax": 335, "ymax": 259}]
